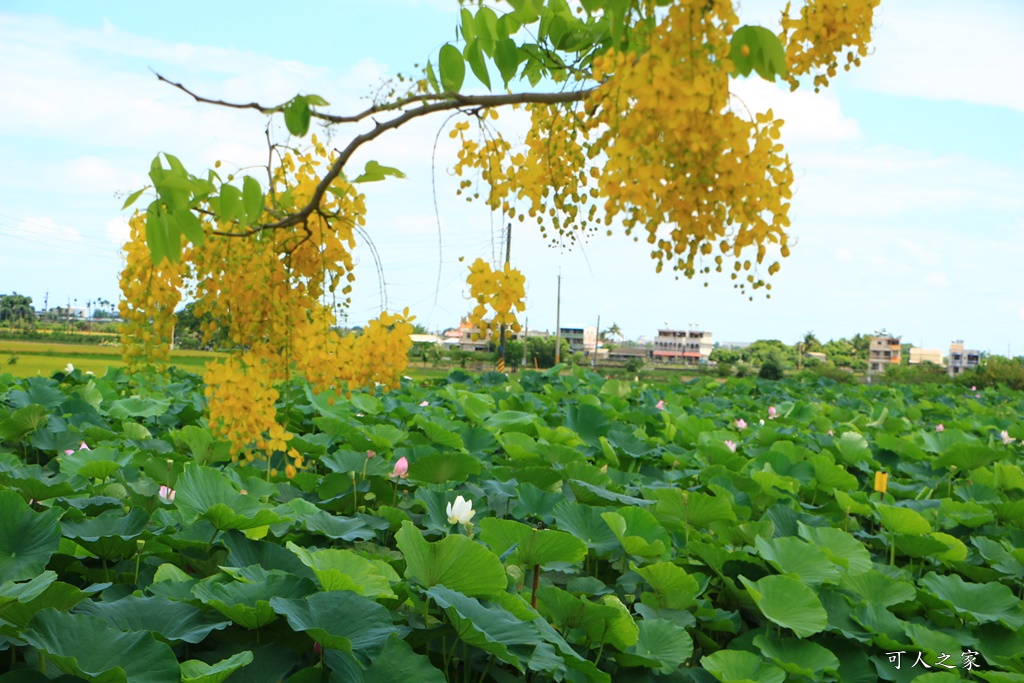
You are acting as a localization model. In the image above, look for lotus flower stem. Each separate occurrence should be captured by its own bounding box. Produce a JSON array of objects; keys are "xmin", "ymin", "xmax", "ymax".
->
[{"xmin": 531, "ymin": 564, "xmax": 541, "ymax": 609}]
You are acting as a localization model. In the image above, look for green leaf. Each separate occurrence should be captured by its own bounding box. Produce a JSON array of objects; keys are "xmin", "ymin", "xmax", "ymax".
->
[
  {"xmin": 407, "ymin": 452, "xmax": 480, "ymax": 485},
  {"xmin": 22, "ymin": 609, "xmax": 180, "ymax": 683},
  {"xmin": 438, "ymin": 44, "xmax": 466, "ymax": 93},
  {"xmin": 59, "ymin": 445, "xmax": 132, "ymax": 480},
  {"xmin": 76, "ymin": 595, "xmax": 230, "ymax": 644},
  {"xmin": 739, "ymin": 575, "xmax": 828, "ymax": 638},
  {"xmin": 108, "ymin": 396, "xmax": 170, "ymax": 419},
  {"xmin": 752, "ymin": 634, "xmax": 840, "ymax": 679},
  {"xmin": 242, "ymin": 176, "xmax": 264, "ymax": 224},
  {"xmin": 494, "ymin": 38, "xmax": 520, "ymax": 86},
  {"xmin": 284, "ymin": 96, "xmax": 312, "ymax": 137},
  {"xmin": 174, "ymin": 463, "xmax": 284, "ymax": 531},
  {"xmin": 702, "ymin": 649, "xmax": 786, "ymax": 683},
  {"xmin": 414, "ymin": 415, "xmax": 465, "ymax": 450},
  {"xmin": 286, "ymin": 541, "xmax": 398, "ymax": 598},
  {"xmin": 270, "ymin": 591, "xmax": 397, "ymax": 652},
  {"xmin": 0, "ymin": 491, "xmax": 61, "ymax": 584},
  {"xmin": 180, "ymin": 652, "xmax": 254, "ymax": 683},
  {"xmin": 0, "ymin": 404, "xmax": 49, "ymax": 441},
  {"xmin": 395, "ymin": 521, "xmax": 506, "ymax": 597},
  {"xmin": 754, "ymin": 536, "xmax": 841, "ymax": 586},
  {"xmin": 353, "ymin": 160, "xmax": 407, "ymax": 183},
  {"xmin": 920, "ymin": 572, "xmax": 1024, "ymax": 629},
  {"xmin": 729, "ymin": 25, "xmax": 788, "ymax": 81},
  {"xmin": 425, "ymin": 60, "xmax": 441, "ymax": 94},
  {"xmin": 479, "ymin": 517, "xmax": 587, "ymax": 566},
  {"xmin": 121, "ymin": 187, "xmax": 148, "ymax": 210},
  {"xmin": 653, "ymin": 488, "xmax": 736, "ymax": 530},
  {"xmin": 634, "ymin": 561, "xmax": 700, "ymax": 610},
  {"xmin": 797, "ymin": 522, "xmax": 872, "ymax": 575},
  {"xmin": 363, "ymin": 635, "xmax": 446, "ymax": 682},
  {"xmin": 876, "ymin": 504, "xmax": 931, "ymax": 535},
  {"xmin": 192, "ymin": 571, "xmax": 315, "ymax": 630},
  {"xmin": 426, "ymin": 586, "xmax": 539, "ymax": 671},
  {"xmin": 61, "ymin": 507, "xmax": 149, "ymax": 559},
  {"xmin": 551, "ymin": 500, "xmax": 619, "ymax": 555},
  {"xmin": 464, "ymin": 40, "xmax": 492, "ymax": 89},
  {"xmin": 617, "ymin": 618, "xmax": 693, "ymax": 675},
  {"xmin": 601, "ymin": 507, "xmax": 670, "ymax": 558}
]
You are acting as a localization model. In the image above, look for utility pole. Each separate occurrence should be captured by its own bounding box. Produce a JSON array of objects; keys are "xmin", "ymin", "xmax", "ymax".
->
[
  {"xmin": 522, "ymin": 317, "xmax": 528, "ymax": 367},
  {"xmin": 592, "ymin": 314, "xmax": 600, "ymax": 370},
  {"xmin": 498, "ymin": 223, "xmax": 512, "ymax": 371},
  {"xmin": 554, "ymin": 271, "xmax": 562, "ymax": 365}
]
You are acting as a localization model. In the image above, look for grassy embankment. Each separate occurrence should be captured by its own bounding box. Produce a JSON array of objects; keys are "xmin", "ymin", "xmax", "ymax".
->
[{"xmin": 0, "ymin": 340, "xmax": 220, "ymax": 378}]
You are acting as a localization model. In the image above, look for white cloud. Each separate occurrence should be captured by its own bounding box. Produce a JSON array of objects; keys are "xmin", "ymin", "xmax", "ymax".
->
[
  {"xmin": 730, "ymin": 78, "xmax": 860, "ymax": 143},
  {"xmin": 925, "ymin": 272, "xmax": 950, "ymax": 288},
  {"xmin": 853, "ymin": 0, "xmax": 1024, "ymax": 112},
  {"xmin": 106, "ymin": 217, "xmax": 131, "ymax": 246}
]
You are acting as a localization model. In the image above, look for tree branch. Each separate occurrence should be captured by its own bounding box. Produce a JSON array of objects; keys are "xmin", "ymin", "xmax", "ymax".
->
[{"xmin": 157, "ymin": 69, "xmax": 599, "ymax": 236}]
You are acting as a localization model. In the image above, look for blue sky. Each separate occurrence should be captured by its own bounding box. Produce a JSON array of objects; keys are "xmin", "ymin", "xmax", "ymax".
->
[{"xmin": 1, "ymin": 1, "xmax": 1022, "ymax": 354}]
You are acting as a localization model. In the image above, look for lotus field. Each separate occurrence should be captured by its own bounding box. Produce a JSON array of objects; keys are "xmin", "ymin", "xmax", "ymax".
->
[{"xmin": 2, "ymin": 366, "xmax": 1024, "ymax": 683}]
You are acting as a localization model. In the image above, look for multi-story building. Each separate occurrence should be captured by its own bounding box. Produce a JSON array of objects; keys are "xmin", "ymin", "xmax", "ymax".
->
[
  {"xmin": 868, "ymin": 334, "xmax": 901, "ymax": 374},
  {"xmin": 948, "ymin": 340, "xmax": 980, "ymax": 376},
  {"xmin": 559, "ymin": 326, "xmax": 597, "ymax": 353},
  {"xmin": 909, "ymin": 348, "xmax": 944, "ymax": 366},
  {"xmin": 653, "ymin": 328, "xmax": 713, "ymax": 365}
]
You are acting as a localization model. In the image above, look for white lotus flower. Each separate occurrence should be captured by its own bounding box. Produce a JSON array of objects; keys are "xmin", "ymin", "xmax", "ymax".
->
[
  {"xmin": 1001, "ymin": 430, "xmax": 1016, "ymax": 446},
  {"xmin": 446, "ymin": 495, "xmax": 475, "ymax": 526},
  {"xmin": 65, "ymin": 363, "xmax": 74, "ymax": 373}
]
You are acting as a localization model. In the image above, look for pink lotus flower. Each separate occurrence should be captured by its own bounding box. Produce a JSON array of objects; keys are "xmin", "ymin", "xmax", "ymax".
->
[
  {"xmin": 936, "ymin": 424, "xmax": 945, "ymax": 432},
  {"xmin": 768, "ymin": 406, "xmax": 777, "ymax": 419},
  {"xmin": 366, "ymin": 450, "xmax": 376, "ymax": 459},
  {"xmin": 420, "ymin": 400, "xmax": 429, "ymax": 407},
  {"xmin": 655, "ymin": 400, "xmax": 665, "ymax": 411},
  {"xmin": 971, "ymin": 386, "xmax": 977, "ymax": 391},
  {"xmin": 827, "ymin": 430, "xmax": 834, "ymax": 436},
  {"xmin": 724, "ymin": 440, "xmax": 737, "ymax": 453},
  {"xmin": 64, "ymin": 441, "xmax": 90, "ymax": 455},
  {"xmin": 158, "ymin": 485, "xmax": 175, "ymax": 501},
  {"xmin": 1001, "ymin": 430, "xmax": 1016, "ymax": 446},
  {"xmin": 735, "ymin": 418, "xmax": 747, "ymax": 430},
  {"xmin": 390, "ymin": 456, "xmax": 409, "ymax": 479}
]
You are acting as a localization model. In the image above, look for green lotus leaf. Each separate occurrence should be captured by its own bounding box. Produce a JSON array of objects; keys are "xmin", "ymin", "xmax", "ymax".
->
[
  {"xmin": 21, "ymin": 609, "xmax": 179, "ymax": 682},
  {"xmin": 617, "ymin": 617, "xmax": 693, "ymax": 674},
  {"xmin": 75, "ymin": 595, "xmax": 231, "ymax": 644},
  {"xmin": 701, "ymin": 649, "xmax": 785, "ymax": 683},
  {"xmin": 479, "ymin": 517, "xmax": 587, "ymax": 567},
  {"xmin": 180, "ymin": 651, "xmax": 254, "ymax": 683},
  {"xmin": 395, "ymin": 521, "xmax": 506, "ymax": 597},
  {"xmin": 920, "ymin": 572, "xmax": 1024, "ymax": 629},
  {"xmin": 0, "ymin": 491, "xmax": 61, "ymax": 583},
  {"xmin": 755, "ymin": 536, "xmax": 842, "ymax": 586},
  {"xmin": 270, "ymin": 591, "xmax": 397, "ymax": 653},
  {"xmin": 174, "ymin": 463, "xmax": 285, "ymax": 531},
  {"xmin": 192, "ymin": 571, "xmax": 316, "ymax": 629},
  {"xmin": 739, "ymin": 575, "xmax": 828, "ymax": 638},
  {"xmin": 752, "ymin": 634, "xmax": 840, "ymax": 678},
  {"xmin": 286, "ymin": 541, "xmax": 398, "ymax": 598}
]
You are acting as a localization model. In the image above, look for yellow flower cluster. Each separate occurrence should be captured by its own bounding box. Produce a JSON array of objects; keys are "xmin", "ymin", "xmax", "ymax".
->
[
  {"xmin": 780, "ymin": 0, "xmax": 881, "ymax": 91},
  {"xmin": 118, "ymin": 213, "xmax": 184, "ymax": 371},
  {"xmin": 466, "ymin": 258, "xmax": 525, "ymax": 341},
  {"xmin": 453, "ymin": 0, "xmax": 793, "ymax": 294},
  {"xmin": 119, "ymin": 142, "xmax": 415, "ymax": 469},
  {"xmin": 203, "ymin": 352, "xmax": 287, "ymax": 461}
]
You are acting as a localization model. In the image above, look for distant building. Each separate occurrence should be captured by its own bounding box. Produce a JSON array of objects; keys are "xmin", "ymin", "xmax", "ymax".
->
[
  {"xmin": 948, "ymin": 340, "xmax": 980, "ymax": 377},
  {"xmin": 442, "ymin": 319, "xmax": 489, "ymax": 352},
  {"xmin": 717, "ymin": 341, "xmax": 750, "ymax": 351},
  {"xmin": 410, "ymin": 334, "xmax": 443, "ymax": 345},
  {"xmin": 653, "ymin": 328, "xmax": 713, "ymax": 365},
  {"xmin": 806, "ymin": 351, "xmax": 827, "ymax": 363},
  {"xmin": 909, "ymin": 348, "xmax": 944, "ymax": 366},
  {"xmin": 559, "ymin": 326, "xmax": 597, "ymax": 353},
  {"xmin": 608, "ymin": 345, "xmax": 651, "ymax": 363},
  {"xmin": 868, "ymin": 333, "xmax": 901, "ymax": 374}
]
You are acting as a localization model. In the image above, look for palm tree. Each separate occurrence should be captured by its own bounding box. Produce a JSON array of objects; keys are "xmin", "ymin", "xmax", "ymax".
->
[
  {"xmin": 606, "ymin": 323, "xmax": 623, "ymax": 341},
  {"xmin": 802, "ymin": 331, "xmax": 821, "ymax": 352}
]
